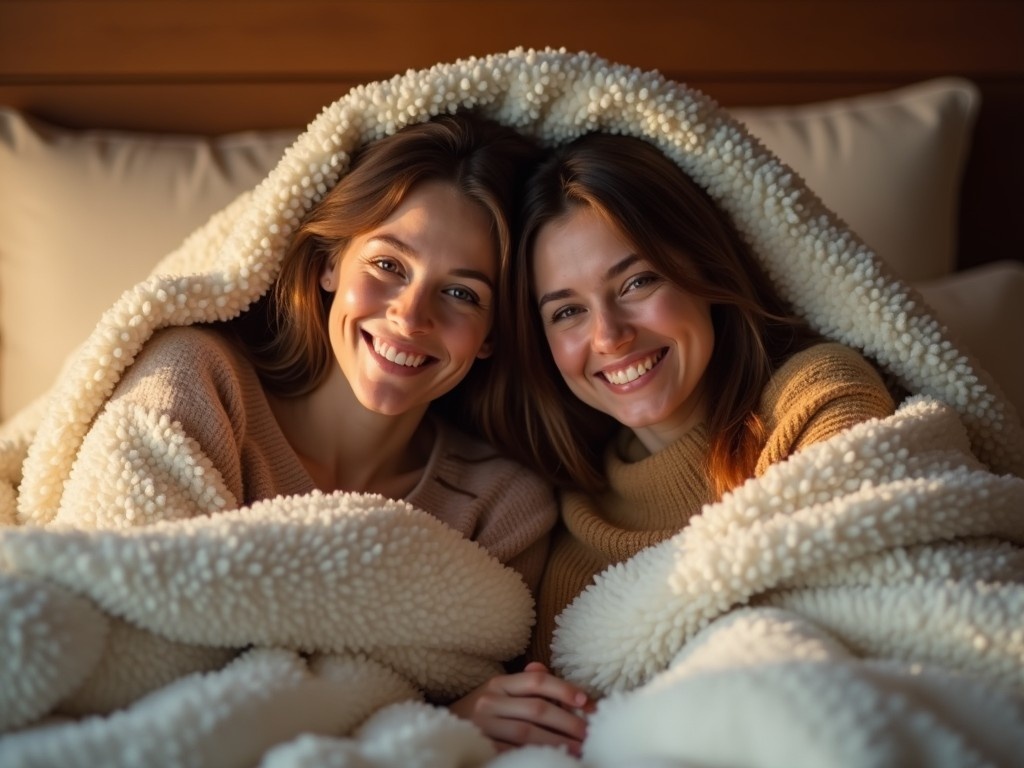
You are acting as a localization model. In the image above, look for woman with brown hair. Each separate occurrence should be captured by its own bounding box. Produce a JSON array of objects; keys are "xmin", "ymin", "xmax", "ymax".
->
[
  {"xmin": 497, "ymin": 132, "xmax": 897, "ymax": 666},
  {"xmin": 67, "ymin": 112, "xmax": 557, "ymax": 583}
]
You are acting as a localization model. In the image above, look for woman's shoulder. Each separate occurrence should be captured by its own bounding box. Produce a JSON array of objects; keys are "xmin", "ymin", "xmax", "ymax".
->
[
  {"xmin": 114, "ymin": 324, "xmax": 258, "ymax": 409},
  {"xmin": 126, "ymin": 325, "xmax": 248, "ymax": 376},
  {"xmin": 135, "ymin": 324, "xmax": 240, "ymax": 362},
  {"xmin": 424, "ymin": 418, "xmax": 558, "ymax": 568},
  {"xmin": 434, "ymin": 418, "xmax": 535, "ymax": 470},
  {"xmin": 757, "ymin": 341, "xmax": 896, "ymax": 468},
  {"xmin": 431, "ymin": 419, "xmax": 556, "ymax": 498},
  {"xmin": 770, "ymin": 342, "xmax": 889, "ymax": 396}
]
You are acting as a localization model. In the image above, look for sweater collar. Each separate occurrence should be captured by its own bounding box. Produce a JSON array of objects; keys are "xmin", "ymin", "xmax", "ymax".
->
[{"xmin": 597, "ymin": 423, "xmax": 714, "ymax": 529}]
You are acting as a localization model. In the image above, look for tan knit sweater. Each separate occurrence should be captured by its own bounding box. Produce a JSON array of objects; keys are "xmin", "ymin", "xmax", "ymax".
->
[
  {"xmin": 529, "ymin": 342, "xmax": 897, "ymax": 665},
  {"xmin": 108, "ymin": 325, "xmax": 557, "ymax": 592}
]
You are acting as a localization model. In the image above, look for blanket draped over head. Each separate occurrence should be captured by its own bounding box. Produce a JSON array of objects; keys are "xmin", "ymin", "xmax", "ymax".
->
[{"xmin": 1, "ymin": 48, "xmax": 1022, "ymax": 768}]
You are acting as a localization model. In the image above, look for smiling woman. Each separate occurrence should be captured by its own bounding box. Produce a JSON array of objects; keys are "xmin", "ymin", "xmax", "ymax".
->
[
  {"xmin": 320, "ymin": 181, "xmax": 497, "ymax": 420},
  {"xmin": 256, "ymin": 180, "xmax": 496, "ymax": 500},
  {"xmin": 50, "ymin": 112, "xmax": 600, "ymax": 757},
  {"xmin": 533, "ymin": 207, "xmax": 715, "ymax": 453},
  {"xmin": 502, "ymin": 131, "xmax": 898, "ymax": 666},
  {"xmin": 39, "ymin": 111, "xmax": 558, "ymax": 585},
  {"xmin": 9, "ymin": 108, "xmax": 581, "ymax": 751}
]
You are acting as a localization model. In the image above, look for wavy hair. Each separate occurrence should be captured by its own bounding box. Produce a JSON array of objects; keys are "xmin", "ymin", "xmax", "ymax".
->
[
  {"xmin": 227, "ymin": 111, "xmax": 541, "ymax": 436},
  {"xmin": 492, "ymin": 133, "xmax": 818, "ymax": 499}
]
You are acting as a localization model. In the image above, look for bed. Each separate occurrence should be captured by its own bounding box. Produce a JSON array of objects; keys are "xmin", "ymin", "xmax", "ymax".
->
[{"xmin": 1, "ymin": 2, "xmax": 1023, "ymax": 767}]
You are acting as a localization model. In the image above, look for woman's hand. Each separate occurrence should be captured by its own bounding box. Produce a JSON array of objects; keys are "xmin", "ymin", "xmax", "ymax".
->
[{"xmin": 448, "ymin": 661, "xmax": 594, "ymax": 755}]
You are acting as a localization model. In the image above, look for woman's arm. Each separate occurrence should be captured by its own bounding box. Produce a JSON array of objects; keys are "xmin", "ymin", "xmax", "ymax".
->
[{"xmin": 54, "ymin": 327, "xmax": 247, "ymax": 528}]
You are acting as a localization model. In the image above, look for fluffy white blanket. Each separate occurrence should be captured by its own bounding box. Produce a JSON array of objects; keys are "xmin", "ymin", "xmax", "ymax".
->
[
  {"xmin": 1, "ymin": 48, "xmax": 1023, "ymax": 767},
  {"xmin": 0, "ymin": 494, "xmax": 532, "ymax": 766},
  {"xmin": 553, "ymin": 396, "xmax": 1024, "ymax": 768}
]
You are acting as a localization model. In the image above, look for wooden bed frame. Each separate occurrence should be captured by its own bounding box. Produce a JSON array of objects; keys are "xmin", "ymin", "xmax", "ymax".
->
[{"xmin": 2, "ymin": 0, "xmax": 1022, "ymax": 271}]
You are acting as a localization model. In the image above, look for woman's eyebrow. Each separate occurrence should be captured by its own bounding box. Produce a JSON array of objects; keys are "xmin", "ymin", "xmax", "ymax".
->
[
  {"xmin": 451, "ymin": 268, "xmax": 494, "ymax": 290},
  {"xmin": 368, "ymin": 235, "xmax": 494, "ymax": 290},
  {"xmin": 537, "ymin": 254, "xmax": 641, "ymax": 309},
  {"xmin": 606, "ymin": 253, "xmax": 641, "ymax": 279},
  {"xmin": 367, "ymin": 234, "xmax": 415, "ymax": 255},
  {"xmin": 537, "ymin": 288, "xmax": 572, "ymax": 310}
]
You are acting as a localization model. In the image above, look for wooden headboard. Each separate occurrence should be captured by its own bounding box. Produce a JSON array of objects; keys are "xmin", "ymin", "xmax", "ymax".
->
[{"xmin": 2, "ymin": 0, "xmax": 1022, "ymax": 271}]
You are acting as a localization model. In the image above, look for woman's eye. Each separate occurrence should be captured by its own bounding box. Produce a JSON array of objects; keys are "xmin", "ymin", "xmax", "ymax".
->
[
  {"xmin": 444, "ymin": 286, "xmax": 481, "ymax": 305},
  {"xmin": 372, "ymin": 257, "xmax": 402, "ymax": 275},
  {"xmin": 624, "ymin": 273, "xmax": 659, "ymax": 293},
  {"xmin": 550, "ymin": 305, "xmax": 583, "ymax": 323}
]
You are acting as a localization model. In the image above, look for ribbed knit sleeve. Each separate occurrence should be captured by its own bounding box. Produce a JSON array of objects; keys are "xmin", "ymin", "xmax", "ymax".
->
[{"xmin": 755, "ymin": 343, "xmax": 897, "ymax": 476}]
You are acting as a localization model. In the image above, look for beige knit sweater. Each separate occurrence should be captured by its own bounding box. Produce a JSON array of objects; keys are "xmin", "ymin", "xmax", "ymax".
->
[{"xmin": 530, "ymin": 342, "xmax": 896, "ymax": 665}]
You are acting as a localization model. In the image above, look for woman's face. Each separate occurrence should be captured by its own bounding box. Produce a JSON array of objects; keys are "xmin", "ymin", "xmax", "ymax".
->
[
  {"xmin": 322, "ymin": 180, "xmax": 496, "ymax": 416},
  {"xmin": 532, "ymin": 206, "xmax": 714, "ymax": 452}
]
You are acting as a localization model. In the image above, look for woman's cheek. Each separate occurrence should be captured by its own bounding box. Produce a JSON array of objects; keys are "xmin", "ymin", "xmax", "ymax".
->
[{"xmin": 546, "ymin": 329, "xmax": 582, "ymax": 377}]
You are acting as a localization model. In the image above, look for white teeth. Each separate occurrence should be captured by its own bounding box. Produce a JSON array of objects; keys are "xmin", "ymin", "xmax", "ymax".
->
[
  {"xmin": 603, "ymin": 352, "xmax": 662, "ymax": 385},
  {"xmin": 373, "ymin": 337, "xmax": 427, "ymax": 368}
]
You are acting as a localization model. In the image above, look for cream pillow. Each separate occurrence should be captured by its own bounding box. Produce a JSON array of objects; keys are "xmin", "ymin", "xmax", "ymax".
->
[
  {"xmin": 0, "ymin": 110, "xmax": 297, "ymax": 419},
  {"xmin": 732, "ymin": 78, "xmax": 980, "ymax": 283},
  {"xmin": 915, "ymin": 261, "xmax": 1024, "ymax": 425},
  {"xmin": 0, "ymin": 78, "xmax": 982, "ymax": 421}
]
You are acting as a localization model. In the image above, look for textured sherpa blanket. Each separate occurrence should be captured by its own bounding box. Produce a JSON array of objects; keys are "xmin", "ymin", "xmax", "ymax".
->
[
  {"xmin": 552, "ymin": 396, "xmax": 1024, "ymax": 767},
  {"xmin": 1, "ymin": 47, "xmax": 1023, "ymax": 767}
]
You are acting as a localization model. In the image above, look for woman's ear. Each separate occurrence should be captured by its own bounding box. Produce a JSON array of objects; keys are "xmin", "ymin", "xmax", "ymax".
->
[
  {"xmin": 476, "ymin": 338, "xmax": 494, "ymax": 360},
  {"xmin": 320, "ymin": 262, "xmax": 337, "ymax": 292}
]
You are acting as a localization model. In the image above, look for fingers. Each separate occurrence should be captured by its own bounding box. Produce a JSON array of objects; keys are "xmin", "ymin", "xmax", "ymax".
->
[
  {"xmin": 488, "ymin": 705, "xmax": 586, "ymax": 756},
  {"xmin": 521, "ymin": 662, "xmax": 597, "ymax": 713},
  {"xmin": 499, "ymin": 663, "xmax": 591, "ymax": 711},
  {"xmin": 483, "ymin": 687, "xmax": 588, "ymax": 740},
  {"xmin": 447, "ymin": 666, "xmax": 594, "ymax": 755},
  {"xmin": 489, "ymin": 706, "xmax": 584, "ymax": 753}
]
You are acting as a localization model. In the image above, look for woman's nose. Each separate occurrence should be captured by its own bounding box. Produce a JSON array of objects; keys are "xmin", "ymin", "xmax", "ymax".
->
[
  {"xmin": 387, "ymin": 286, "xmax": 433, "ymax": 335},
  {"xmin": 591, "ymin": 307, "xmax": 634, "ymax": 353}
]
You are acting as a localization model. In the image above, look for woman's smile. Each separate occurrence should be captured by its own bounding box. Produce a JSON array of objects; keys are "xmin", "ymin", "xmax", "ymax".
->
[
  {"xmin": 597, "ymin": 347, "xmax": 668, "ymax": 387},
  {"xmin": 366, "ymin": 331, "xmax": 434, "ymax": 371}
]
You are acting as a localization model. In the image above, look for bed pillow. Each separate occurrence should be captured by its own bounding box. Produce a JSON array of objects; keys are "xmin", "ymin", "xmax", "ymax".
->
[
  {"xmin": 0, "ymin": 78, "xmax": 981, "ymax": 421},
  {"xmin": 915, "ymin": 261, "xmax": 1024, "ymax": 424},
  {"xmin": 0, "ymin": 109, "xmax": 297, "ymax": 419},
  {"xmin": 732, "ymin": 77, "xmax": 979, "ymax": 283}
]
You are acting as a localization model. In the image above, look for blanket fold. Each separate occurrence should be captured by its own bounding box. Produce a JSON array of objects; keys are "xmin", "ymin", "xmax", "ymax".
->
[
  {"xmin": 1, "ymin": 493, "xmax": 531, "ymax": 655},
  {"xmin": 543, "ymin": 397, "xmax": 1024, "ymax": 767},
  {"xmin": 2, "ymin": 47, "xmax": 1022, "ymax": 767},
  {"xmin": 581, "ymin": 607, "xmax": 1024, "ymax": 768},
  {"xmin": 0, "ymin": 495, "xmax": 533, "ymax": 738},
  {"xmin": 552, "ymin": 398, "xmax": 1024, "ymax": 695}
]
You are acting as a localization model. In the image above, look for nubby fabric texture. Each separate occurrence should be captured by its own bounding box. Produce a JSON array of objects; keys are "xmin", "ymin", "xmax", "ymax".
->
[
  {"xmin": 0, "ymin": 48, "xmax": 1022, "ymax": 767},
  {"xmin": 528, "ymin": 341, "xmax": 898, "ymax": 665}
]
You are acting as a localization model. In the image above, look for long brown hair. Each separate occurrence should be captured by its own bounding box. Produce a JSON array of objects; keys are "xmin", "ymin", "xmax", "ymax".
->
[
  {"xmin": 492, "ymin": 133, "xmax": 818, "ymax": 498},
  {"xmin": 228, "ymin": 111, "xmax": 541, "ymax": 436}
]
